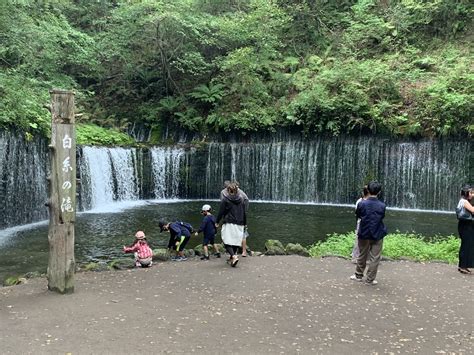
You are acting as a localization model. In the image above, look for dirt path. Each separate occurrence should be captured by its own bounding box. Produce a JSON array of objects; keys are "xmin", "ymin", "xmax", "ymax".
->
[{"xmin": 0, "ymin": 255, "xmax": 473, "ymax": 354}]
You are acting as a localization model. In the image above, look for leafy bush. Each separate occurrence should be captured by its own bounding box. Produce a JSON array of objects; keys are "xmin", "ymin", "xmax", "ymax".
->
[
  {"xmin": 286, "ymin": 58, "xmax": 402, "ymax": 135},
  {"xmin": 309, "ymin": 232, "xmax": 460, "ymax": 264},
  {"xmin": 77, "ymin": 124, "xmax": 134, "ymax": 146},
  {"xmin": 413, "ymin": 66, "xmax": 474, "ymax": 136},
  {"xmin": 1, "ymin": 0, "xmax": 472, "ymax": 138},
  {"xmin": 0, "ymin": 72, "xmax": 51, "ymax": 134}
]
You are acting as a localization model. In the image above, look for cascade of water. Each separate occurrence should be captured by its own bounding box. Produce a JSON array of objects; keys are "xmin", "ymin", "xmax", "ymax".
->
[
  {"xmin": 190, "ymin": 137, "xmax": 470, "ymax": 210},
  {"xmin": 79, "ymin": 146, "xmax": 140, "ymax": 210},
  {"xmin": 0, "ymin": 131, "xmax": 49, "ymax": 229},
  {"xmin": 109, "ymin": 148, "xmax": 139, "ymax": 201},
  {"xmin": 79, "ymin": 146, "xmax": 115, "ymax": 210},
  {"xmin": 150, "ymin": 147, "xmax": 185, "ymax": 199},
  {"xmin": 0, "ymin": 129, "xmax": 471, "ymax": 232}
]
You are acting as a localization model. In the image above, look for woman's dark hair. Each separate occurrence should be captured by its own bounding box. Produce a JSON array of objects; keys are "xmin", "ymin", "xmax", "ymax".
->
[
  {"xmin": 460, "ymin": 185, "xmax": 472, "ymax": 198},
  {"xmin": 362, "ymin": 185, "xmax": 369, "ymax": 197}
]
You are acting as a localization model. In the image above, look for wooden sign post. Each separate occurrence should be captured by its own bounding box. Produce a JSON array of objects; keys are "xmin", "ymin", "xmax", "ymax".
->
[{"xmin": 47, "ymin": 89, "xmax": 76, "ymax": 294}]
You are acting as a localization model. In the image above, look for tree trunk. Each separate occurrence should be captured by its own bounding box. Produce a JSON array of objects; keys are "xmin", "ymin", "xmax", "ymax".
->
[{"xmin": 47, "ymin": 89, "xmax": 76, "ymax": 294}]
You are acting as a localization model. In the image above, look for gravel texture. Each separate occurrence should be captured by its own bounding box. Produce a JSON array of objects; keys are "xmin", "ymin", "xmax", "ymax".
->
[{"xmin": 1, "ymin": 255, "xmax": 473, "ymax": 354}]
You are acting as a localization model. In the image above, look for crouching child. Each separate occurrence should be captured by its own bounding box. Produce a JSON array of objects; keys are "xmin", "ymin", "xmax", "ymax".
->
[{"xmin": 123, "ymin": 231, "xmax": 153, "ymax": 267}]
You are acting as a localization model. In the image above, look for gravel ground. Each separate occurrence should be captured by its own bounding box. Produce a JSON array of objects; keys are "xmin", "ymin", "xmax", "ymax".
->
[{"xmin": 0, "ymin": 255, "xmax": 473, "ymax": 354}]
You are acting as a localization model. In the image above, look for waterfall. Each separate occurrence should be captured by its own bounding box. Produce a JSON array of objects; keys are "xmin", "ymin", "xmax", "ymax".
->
[
  {"xmin": 109, "ymin": 148, "xmax": 139, "ymax": 201},
  {"xmin": 78, "ymin": 137, "xmax": 470, "ymax": 212},
  {"xmin": 185, "ymin": 137, "xmax": 471, "ymax": 210},
  {"xmin": 150, "ymin": 147, "xmax": 185, "ymax": 199},
  {"xmin": 0, "ymin": 129, "xmax": 471, "ymax": 230},
  {"xmin": 0, "ymin": 131, "xmax": 49, "ymax": 229},
  {"xmin": 79, "ymin": 146, "xmax": 139, "ymax": 210}
]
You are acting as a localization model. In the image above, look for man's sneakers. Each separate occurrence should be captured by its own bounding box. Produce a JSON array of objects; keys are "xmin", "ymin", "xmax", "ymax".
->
[
  {"xmin": 365, "ymin": 279, "xmax": 378, "ymax": 285},
  {"xmin": 350, "ymin": 274, "xmax": 363, "ymax": 282},
  {"xmin": 171, "ymin": 256, "xmax": 188, "ymax": 261},
  {"xmin": 200, "ymin": 255, "xmax": 210, "ymax": 261},
  {"xmin": 350, "ymin": 274, "xmax": 378, "ymax": 285}
]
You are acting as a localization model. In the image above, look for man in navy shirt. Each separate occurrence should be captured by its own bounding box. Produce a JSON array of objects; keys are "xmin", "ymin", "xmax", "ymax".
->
[{"xmin": 350, "ymin": 181, "xmax": 387, "ymax": 285}]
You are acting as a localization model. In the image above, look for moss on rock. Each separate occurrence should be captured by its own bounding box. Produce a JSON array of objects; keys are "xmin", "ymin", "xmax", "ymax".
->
[
  {"xmin": 3, "ymin": 276, "xmax": 21, "ymax": 286},
  {"xmin": 109, "ymin": 258, "xmax": 135, "ymax": 270},
  {"xmin": 285, "ymin": 243, "xmax": 310, "ymax": 257},
  {"xmin": 153, "ymin": 248, "xmax": 171, "ymax": 261},
  {"xmin": 264, "ymin": 240, "xmax": 286, "ymax": 255},
  {"xmin": 82, "ymin": 262, "xmax": 110, "ymax": 272}
]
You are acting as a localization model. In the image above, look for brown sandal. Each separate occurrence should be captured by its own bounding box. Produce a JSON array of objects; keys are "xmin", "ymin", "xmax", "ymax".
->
[
  {"xmin": 458, "ymin": 268, "xmax": 471, "ymax": 274},
  {"xmin": 231, "ymin": 256, "xmax": 239, "ymax": 267}
]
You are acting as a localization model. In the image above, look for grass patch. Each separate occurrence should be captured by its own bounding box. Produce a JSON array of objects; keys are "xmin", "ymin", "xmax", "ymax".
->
[{"xmin": 308, "ymin": 232, "xmax": 459, "ymax": 264}]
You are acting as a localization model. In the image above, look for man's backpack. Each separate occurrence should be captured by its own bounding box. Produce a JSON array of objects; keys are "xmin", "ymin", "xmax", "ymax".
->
[{"xmin": 178, "ymin": 221, "xmax": 194, "ymax": 233}]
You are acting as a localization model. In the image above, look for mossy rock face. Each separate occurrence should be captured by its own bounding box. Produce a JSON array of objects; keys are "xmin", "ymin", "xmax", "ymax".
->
[
  {"xmin": 264, "ymin": 240, "xmax": 286, "ymax": 255},
  {"xmin": 285, "ymin": 243, "xmax": 310, "ymax": 257},
  {"xmin": 149, "ymin": 124, "xmax": 163, "ymax": 144},
  {"xmin": 82, "ymin": 262, "xmax": 110, "ymax": 272},
  {"xmin": 24, "ymin": 271, "xmax": 43, "ymax": 279},
  {"xmin": 153, "ymin": 248, "xmax": 195, "ymax": 260},
  {"xmin": 194, "ymin": 245, "xmax": 205, "ymax": 256},
  {"xmin": 153, "ymin": 248, "xmax": 171, "ymax": 261},
  {"xmin": 3, "ymin": 276, "xmax": 21, "ymax": 286},
  {"xmin": 183, "ymin": 249, "xmax": 195, "ymax": 258},
  {"xmin": 109, "ymin": 258, "xmax": 135, "ymax": 270}
]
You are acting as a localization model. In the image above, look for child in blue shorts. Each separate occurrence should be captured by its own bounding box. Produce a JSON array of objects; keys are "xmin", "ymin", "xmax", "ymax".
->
[{"xmin": 194, "ymin": 204, "xmax": 221, "ymax": 260}]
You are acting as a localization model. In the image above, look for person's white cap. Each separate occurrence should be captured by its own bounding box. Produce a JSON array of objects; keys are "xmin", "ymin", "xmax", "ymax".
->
[{"xmin": 201, "ymin": 204, "xmax": 211, "ymax": 211}]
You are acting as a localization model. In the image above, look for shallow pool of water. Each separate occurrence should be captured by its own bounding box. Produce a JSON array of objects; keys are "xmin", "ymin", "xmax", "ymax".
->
[{"xmin": 0, "ymin": 200, "xmax": 457, "ymax": 281}]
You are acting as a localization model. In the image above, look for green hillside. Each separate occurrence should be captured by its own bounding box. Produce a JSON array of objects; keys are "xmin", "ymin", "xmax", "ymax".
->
[{"xmin": 1, "ymin": 0, "xmax": 472, "ymax": 141}]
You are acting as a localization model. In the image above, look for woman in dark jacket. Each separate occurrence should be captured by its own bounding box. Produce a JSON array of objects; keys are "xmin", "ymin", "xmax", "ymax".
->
[
  {"xmin": 216, "ymin": 182, "xmax": 246, "ymax": 267},
  {"xmin": 456, "ymin": 185, "xmax": 474, "ymax": 274}
]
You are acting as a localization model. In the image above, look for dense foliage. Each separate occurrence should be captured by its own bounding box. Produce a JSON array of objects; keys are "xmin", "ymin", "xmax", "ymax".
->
[
  {"xmin": 309, "ymin": 232, "xmax": 460, "ymax": 264},
  {"xmin": 76, "ymin": 124, "xmax": 134, "ymax": 146},
  {"xmin": 1, "ymin": 0, "xmax": 472, "ymax": 141}
]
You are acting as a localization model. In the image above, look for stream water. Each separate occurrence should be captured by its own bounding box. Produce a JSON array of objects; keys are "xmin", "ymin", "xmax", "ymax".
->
[{"xmin": 0, "ymin": 200, "xmax": 456, "ymax": 282}]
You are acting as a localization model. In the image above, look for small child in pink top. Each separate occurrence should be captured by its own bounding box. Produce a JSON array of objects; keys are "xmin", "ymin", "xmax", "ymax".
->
[{"xmin": 123, "ymin": 231, "xmax": 154, "ymax": 267}]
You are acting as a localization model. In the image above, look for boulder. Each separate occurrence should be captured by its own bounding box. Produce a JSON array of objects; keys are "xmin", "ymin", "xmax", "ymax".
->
[
  {"xmin": 108, "ymin": 258, "xmax": 135, "ymax": 270},
  {"xmin": 153, "ymin": 248, "xmax": 195, "ymax": 260},
  {"xmin": 3, "ymin": 276, "xmax": 21, "ymax": 287},
  {"xmin": 153, "ymin": 248, "xmax": 171, "ymax": 261},
  {"xmin": 193, "ymin": 244, "xmax": 205, "ymax": 256},
  {"xmin": 264, "ymin": 240, "xmax": 286, "ymax": 255},
  {"xmin": 285, "ymin": 243, "xmax": 310, "ymax": 257},
  {"xmin": 81, "ymin": 262, "xmax": 110, "ymax": 272},
  {"xmin": 183, "ymin": 249, "xmax": 195, "ymax": 258},
  {"xmin": 24, "ymin": 271, "xmax": 43, "ymax": 279}
]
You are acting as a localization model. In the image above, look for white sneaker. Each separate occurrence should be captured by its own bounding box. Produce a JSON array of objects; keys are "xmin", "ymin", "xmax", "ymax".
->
[
  {"xmin": 365, "ymin": 279, "xmax": 378, "ymax": 285},
  {"xmin": 350, "ymin": 274, "xmax": 363, "ymax": 282}
]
